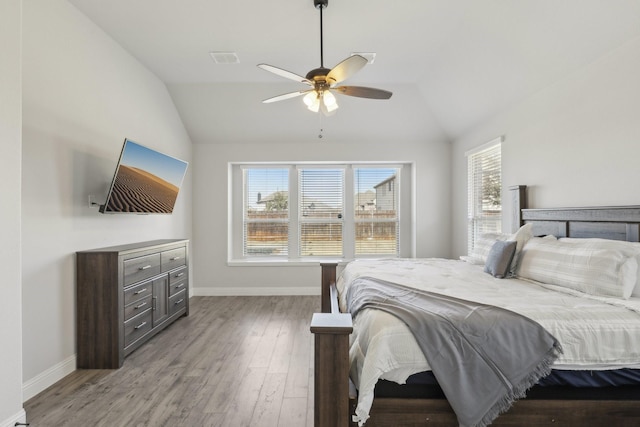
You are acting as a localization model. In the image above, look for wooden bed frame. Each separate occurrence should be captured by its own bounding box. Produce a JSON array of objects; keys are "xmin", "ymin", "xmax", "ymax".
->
[{"xmin": 311, "ymin": 185, "xmax": 640, "ymax": 426}]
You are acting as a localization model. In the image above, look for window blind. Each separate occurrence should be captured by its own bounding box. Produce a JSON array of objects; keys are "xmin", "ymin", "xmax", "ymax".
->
[
  {"xmin": 354, "ymin": 167, "xmax": 399, "ymax": 256},
  {"xmin": 299, "ymin": 168, "xmax": 344, "ymax": 256},
  {"xmin": 243, "ymin": 168, "xmax": 289, "ymax": 256},
  {"xmin": 467, "ymin": 140, "xmax": 502, "ymax": 253}
]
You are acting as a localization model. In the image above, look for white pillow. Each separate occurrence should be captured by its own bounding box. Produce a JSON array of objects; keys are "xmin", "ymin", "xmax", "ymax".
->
[
  {"xmin": 463, "ymin": 224, "xmax": 534, "ymax": 276},
  {"xmin": 517, "ymin": 237, "xmax": 638, "ymax": 299},
  {"xmin": 468, "ymin": 232, "xmax": 509, "ymax": 264},
  {"xmin": 506, "ymin": 223, "xmax": 533, "ymax": 276},
  {"xmin": 559, "ymin": 238, "xmax": 640, "ymax": 297}
]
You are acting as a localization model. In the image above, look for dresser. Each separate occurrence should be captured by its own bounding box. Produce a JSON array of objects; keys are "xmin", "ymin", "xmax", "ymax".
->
[{"xmin": 76, "ymin": 239, "xmax": 189, "ymax": 369}]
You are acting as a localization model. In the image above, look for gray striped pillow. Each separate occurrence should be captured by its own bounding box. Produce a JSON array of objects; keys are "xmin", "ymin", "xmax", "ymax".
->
[
  {"xmin": 517, "ymin": 237, "xmax": 638, "ymax": 299},
  {"xmin": 559, "ymin": 238, "xmax": 640, "ymax": 297}
]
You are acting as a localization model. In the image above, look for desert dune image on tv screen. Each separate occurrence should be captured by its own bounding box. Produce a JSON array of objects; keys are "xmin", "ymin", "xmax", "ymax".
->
[{"xmin": 104, "ymin": 140, "xmax": 188, "ymax": 213}]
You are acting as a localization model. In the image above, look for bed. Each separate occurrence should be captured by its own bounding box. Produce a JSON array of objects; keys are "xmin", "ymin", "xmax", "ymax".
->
[{"xmin": 310, "ymin": 186, "xmax": 640, "ymax": 426}]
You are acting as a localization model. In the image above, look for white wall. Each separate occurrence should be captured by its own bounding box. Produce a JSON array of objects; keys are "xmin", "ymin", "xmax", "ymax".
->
[
  {"xmin": 192, "ymin": 139, "xmax": 450, "ymax": 294},
  {"xmin": 0, "ymin": 0, "xmax": 26, "ymax": 424},
  {"xmin": 21, "ymin": 0, "xmax": 192, "ymax": 398},
  {"xmin": 451, "ymin": 36, "xmax": 640, "ymax": 258}
]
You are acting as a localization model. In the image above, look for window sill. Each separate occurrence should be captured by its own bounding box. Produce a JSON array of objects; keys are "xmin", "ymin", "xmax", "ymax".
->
[{"xmin": 227, "ymin": 258, "xmax": 350, "ymax": 267}]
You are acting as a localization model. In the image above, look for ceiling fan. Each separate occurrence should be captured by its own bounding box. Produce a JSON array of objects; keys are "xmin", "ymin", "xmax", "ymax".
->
[{"xmin": 257, "ymin": 0, "xmax": 392, "ymax": 115}]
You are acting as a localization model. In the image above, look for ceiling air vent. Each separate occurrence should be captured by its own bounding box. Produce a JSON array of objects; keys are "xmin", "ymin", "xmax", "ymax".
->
[{"xmin": 209, "ymin": 51, "xmax": 240, "ymax": 64}]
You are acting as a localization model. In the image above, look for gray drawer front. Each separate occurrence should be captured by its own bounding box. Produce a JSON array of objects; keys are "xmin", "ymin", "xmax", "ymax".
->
[
  {"xmin": 169, "ymin": 266, "xmax": 187, "ymax": 284},
  {"xmin": 124, "ymin": 295, "xmax": 152, "ymax": 322},
  {"xmin": 123, "ymin": 253, "xmax": 161, "ymax": 286},
  {"xmin": 124, "ymin": 310, "xmax": 152, "ymax": 348},
  {"xmin": 161, "ymin": 248, "xmax": 186, "ymax": 272},
  {"xmin": 169, "ymin": 289, "xmax": 187, "ymax": 317},
  {"xmin": 124, "ymin": 280, "xmax": 153, "ymax": 306},
  {"xmin": 169, "ymin": 278, "xmax": 187, "ymax": 297}
]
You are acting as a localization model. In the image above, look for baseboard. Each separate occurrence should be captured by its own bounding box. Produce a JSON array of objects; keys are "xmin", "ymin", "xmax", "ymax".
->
[
  {"xmin": 192, "ymin": 286, "xmax": 320, "ymax": 296},
  {"xmin": 0, "ymin": 408, "xmax": 26, "ymax": 427},
  {"xmin": 22, "ymin": 354, "xmax": 76, "ymax": 402}
]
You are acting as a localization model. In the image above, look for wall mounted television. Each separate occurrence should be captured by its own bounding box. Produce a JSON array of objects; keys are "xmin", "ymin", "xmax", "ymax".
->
[{"xmin": 99, "ymin": 138, "xmax": 188, "ymax": 214}]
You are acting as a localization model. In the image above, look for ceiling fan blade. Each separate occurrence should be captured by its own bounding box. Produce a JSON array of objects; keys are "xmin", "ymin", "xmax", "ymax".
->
[
  {"xmin": 258, "ymin": 64, "xmax": 313, "ymax": 86},
  {"xmin": 326, "ymin": 55, "xmax": 368, "ymax": 86},
  {"xmin": 262, "ymin": 90, "xmax": 313, "ymax": 104},
  {"xmin": 333, "ymin": 85, "xmax": 393, "ymax": 99}
]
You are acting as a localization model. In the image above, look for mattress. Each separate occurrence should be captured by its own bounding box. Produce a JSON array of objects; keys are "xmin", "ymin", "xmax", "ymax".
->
[
  {"xmin": 374, "ymin": 369, "xmax": 640, "ymax": 400},
  {"xmin": 337, "ymin": 258, "xmax": 640, "ymax": 424}
]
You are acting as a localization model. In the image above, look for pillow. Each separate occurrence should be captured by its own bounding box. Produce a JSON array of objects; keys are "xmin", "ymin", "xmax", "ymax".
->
[
  {"xmin": 506, "ymin": 223, "xmax": 534, "ymax": 276},
  {"xmin": 467, "ymin": 232, "xmax": 509, "ymax": 264},
  {"xmin": 559, "ymin": 238, "xmax": 640, "ymax": 297},
  {"xmin": 484, "ymin": 240, "xmax": 517, "ymax": 278},
  {"xmin": 463, "ymin": 224, "xmax": 534, "ymax": 275},
  {"xmin": 517, "ymin": 237, "xmax": 638, "ymax": 299}
]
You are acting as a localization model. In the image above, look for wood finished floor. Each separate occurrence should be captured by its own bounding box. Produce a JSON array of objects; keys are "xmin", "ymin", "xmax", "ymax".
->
[{"xmin": 24, "ymin": 295, "xmax": 319, "ymax": 427}]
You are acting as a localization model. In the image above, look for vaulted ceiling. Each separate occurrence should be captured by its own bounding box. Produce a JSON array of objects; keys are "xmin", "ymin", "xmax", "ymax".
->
[{"xmin": 67, "ymin": 0, "xmax": 640, "ymax": 144}]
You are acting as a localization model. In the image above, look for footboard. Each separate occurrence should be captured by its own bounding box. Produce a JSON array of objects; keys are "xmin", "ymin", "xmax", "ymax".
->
[{"xmin": 311, "ymin": 263, "xmax": 353, "ymax": 427}]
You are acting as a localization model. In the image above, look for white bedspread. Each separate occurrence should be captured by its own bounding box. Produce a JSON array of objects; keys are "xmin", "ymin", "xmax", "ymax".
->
[{"xmin": 337, "ymin": 258, "xmax": 640, "ymax": 425}]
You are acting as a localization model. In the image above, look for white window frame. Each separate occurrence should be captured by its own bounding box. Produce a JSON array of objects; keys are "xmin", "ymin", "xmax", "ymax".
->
[
  {"xmin": 466, "ymin": 137, "xmax": 503, "ymax": 254},
  {"xmin": 228, "ymin": 161, "xmax": 413, "ymax": 265}
]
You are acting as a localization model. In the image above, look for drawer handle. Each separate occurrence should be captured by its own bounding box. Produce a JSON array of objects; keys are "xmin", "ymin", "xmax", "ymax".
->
[
  {"xmin": 174, "ymin": 299, "xmax": 184, "ymax": 305},
  {"xmin": 138, "ymin": 265, "xmax": 152, "ymax": 271},
  {"xmin": 170, "ymin": 256, "xmax": 181, "ymax": 261},
  {"xmin": 134, "ymin": 289, "xmax": 148, "ymax": 295},
  {"xmin": 175, "ymin": 283, "xmax": 185, "ymax": 289},
  {"xmin": 175, "ymin": 272, "xmax": 185, "ymax": 278},
  {"xmin": 134, "ymin": 302, "xmax": 147, "ymax": 310},
  {"xmin": 134, "ymin": 321, "xmax": 147, "ymax": 330}
]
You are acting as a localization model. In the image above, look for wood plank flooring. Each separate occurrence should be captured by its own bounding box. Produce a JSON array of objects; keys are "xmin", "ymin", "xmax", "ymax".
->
[{"xmin": 24, "ymin": 296, "xmax": 319, "ymax": 427}]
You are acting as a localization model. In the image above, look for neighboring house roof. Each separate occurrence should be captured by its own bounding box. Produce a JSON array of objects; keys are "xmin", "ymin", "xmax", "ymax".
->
[
  {"xmin": 374, "ymin": 175, "xmax": 396, "ymax": 189},
  {"xmin": 257, "ymin": 190, "xmax": 288, "ymax": 204}
]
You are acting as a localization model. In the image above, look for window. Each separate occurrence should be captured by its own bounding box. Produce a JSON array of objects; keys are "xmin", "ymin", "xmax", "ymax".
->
[
  {"xmin": 467, "ymin": 137, "xmax": 502, "ymax": 254},
  {"xmin": 299, "ymin": 168, "xmax": 344, "ymax": 256},
  {"xmin": 354, "ymin": 167, "xmax": 398, "ymax": 256},
  {"xmin": 243, "ymin": 168, "xmax": 289, "ymax": 256},
  {"xmin": 231, "ymin": 162, "xmax": 409, "ymax": 262}
]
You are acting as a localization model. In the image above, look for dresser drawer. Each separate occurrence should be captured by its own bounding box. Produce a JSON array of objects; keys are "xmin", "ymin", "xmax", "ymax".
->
[
  {"xmin": 124, "ymin": 280, "xmax": 153, "ymax": 306},
  {"xmin": 168, "ymin": 266, "xmax": 188, "ymax": 296},
  {"xmin": 124, "ymin": 310, "xmax": 152, "ymax": 348},
  {"xmin": 169, "ymin": 266, "xmax": 187, "ymax": 284},
  {"xmin": 169, "ymin": 278, "xmax": 187, "ymax": 297},
  {"xmin": 169, "ymin": 289, "xmax": 187, "ymax": 317},
  {"xmin": 161, "ymin": 247, "xmax": 186, "ymax": 272},
  {"xmin": 124, "ymin": 295, "xmax": 152, "ymax": 322},
  {"xmin": 123, "ymin": 253, "xmax": 161, "ymax": 286}
]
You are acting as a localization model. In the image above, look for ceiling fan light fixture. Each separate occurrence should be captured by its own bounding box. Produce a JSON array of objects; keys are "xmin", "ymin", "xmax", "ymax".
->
[
  {"xmin": 304, "ymin": 91, "xmax": 321, "ymax": 112},
  {"xmin": 323, "ymin": 90, "xmax": 339, "ymax": 112}
]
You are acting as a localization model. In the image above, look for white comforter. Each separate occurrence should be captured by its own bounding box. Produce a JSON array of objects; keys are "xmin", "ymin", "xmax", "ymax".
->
[{"xmin": 337, "ymin": 258, "xmax": 640, "ymax": 425}]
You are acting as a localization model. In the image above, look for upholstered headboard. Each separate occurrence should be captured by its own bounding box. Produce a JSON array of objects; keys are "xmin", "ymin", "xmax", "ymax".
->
[{"xmin": 510, "ymin": 185, "xmax": 640, "ymax": 242}]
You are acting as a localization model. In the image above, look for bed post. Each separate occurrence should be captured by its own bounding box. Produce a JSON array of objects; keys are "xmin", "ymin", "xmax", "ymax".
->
[
  {"xmin": 320, "ymin": 263, "xmax": 337, "ymax": 313},
  {"xmin": 313, "ymin": 262, "xmax": 353, "ymax": 427},
  {"xmin": 510, "ymin": 185, "xmax": 527, "ymax": 233},
  {"xmin": 311, "ymin": 313, "xmax": 353, "ymax": 427}
]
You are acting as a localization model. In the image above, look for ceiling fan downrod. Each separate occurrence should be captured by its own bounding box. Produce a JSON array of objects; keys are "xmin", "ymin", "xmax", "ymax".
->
[{"xmin": 314, "ymin": 0, "xmax": 328, "ymax": 68}]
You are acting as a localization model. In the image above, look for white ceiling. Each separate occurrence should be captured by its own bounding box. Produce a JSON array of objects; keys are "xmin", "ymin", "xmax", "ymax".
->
[{"xmin": 67, "ymin": 0, "xmax": 640, "ymax": 143}]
